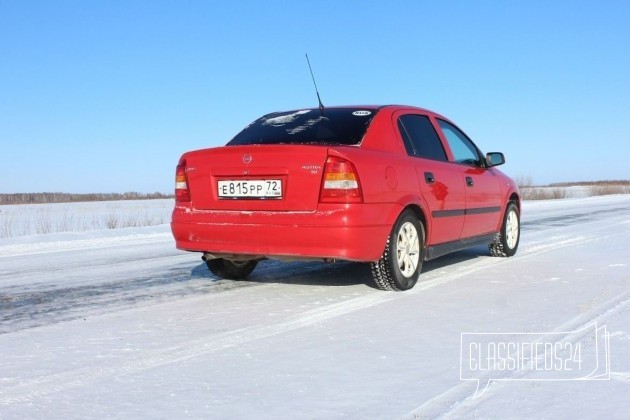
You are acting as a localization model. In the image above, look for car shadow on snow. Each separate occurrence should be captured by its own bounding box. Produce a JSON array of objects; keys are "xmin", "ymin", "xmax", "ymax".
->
[{"xmin": 190, "ymin": 245, "xmax": 490, "ymax": 290}]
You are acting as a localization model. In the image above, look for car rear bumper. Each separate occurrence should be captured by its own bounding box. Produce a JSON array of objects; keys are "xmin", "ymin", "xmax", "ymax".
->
[{"xmin": 171, "ymin": 203, "xmax": 398, "ymax": 262}]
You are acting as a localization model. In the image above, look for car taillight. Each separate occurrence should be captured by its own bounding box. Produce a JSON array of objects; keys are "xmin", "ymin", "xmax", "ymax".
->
[
  {"xmin": 175, "ymin": 159, "xmax": 191, "ymax": 202},
  {"xmin": 319, "ymin": 156, "xmax": 363, "ymax": 203}
]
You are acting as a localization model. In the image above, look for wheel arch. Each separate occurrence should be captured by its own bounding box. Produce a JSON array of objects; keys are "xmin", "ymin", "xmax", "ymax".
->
[
  {"xmin": 404, "ymin": 204, "xmax": 427, "ymax": 237},
  {"xmin": 392, "ymin": 199, "xmax": 429, "ymax": 241},
  {"xmin": 494, "ymin": 191, "xmax": 521, "ymax": 233},
  {"xmin": 509, "ymin": 192, "xmax": 521, "ymax": 210},
  {"xmin": 380, "ymin": 196, "xmax": 430, "ymax": 256}
]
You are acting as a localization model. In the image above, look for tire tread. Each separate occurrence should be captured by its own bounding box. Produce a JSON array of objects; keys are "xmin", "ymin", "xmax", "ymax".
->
[
  {"xmin": 370, "ymin": 210, "xmax": 424, "ymax": 291},
  {"xmin": 206, "ymin": 258, "xmax": 258, "ymax": 279}
]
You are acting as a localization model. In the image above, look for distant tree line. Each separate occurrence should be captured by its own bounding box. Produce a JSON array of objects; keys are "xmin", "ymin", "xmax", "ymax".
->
[
  {"xmin": 516, "ymin": 177, "xmax": 629, "ymax": 188},
  {"xmin": 0, "ymin": 192, "xmax": 174, "ymax": 205},
  {"xmin": 549, "ymin": 180, "xmax": 630, "ymax": 187}
]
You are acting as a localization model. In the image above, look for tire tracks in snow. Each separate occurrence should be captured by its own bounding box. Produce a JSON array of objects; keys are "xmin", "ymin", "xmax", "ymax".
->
[
  {"xmin": 403, "ymin": 292, "xmax": 630, "ymax": 419},
  {"xmin": 0, "ymin": 229, "xmax": 619, "ymax": 406},
  {"xmin": 401, "ymin": 216, "xmax": 630, "ymax": 419},
  {"xmin": 521, "ymin": 202, "xmax": 630, "ymax": 231},
  {"xmin": 0, "ymin": 232, "xmax": 172, "ymax": 259},
  {"xmin": 1, "ymin": 201, "xmax": 623, "ymax": 335}
]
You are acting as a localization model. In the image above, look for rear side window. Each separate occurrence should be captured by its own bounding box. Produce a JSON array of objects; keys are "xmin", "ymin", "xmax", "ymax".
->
[
  {"xmin": 227, "ymin": 108, "xmax": 378, "ymax": 146},
  {"xmin": 397, "ymin": 115, "xmax": 447, "ymax": 161}
]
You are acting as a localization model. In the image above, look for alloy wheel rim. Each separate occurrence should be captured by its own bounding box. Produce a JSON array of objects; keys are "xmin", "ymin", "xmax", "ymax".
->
[
  {"xmin": 505, "ymin": 210, "xmax": 519, "ymax": 249},
  {"xmin": 396, "ymin": 222, "xmax": 420, "ymax": 278}
]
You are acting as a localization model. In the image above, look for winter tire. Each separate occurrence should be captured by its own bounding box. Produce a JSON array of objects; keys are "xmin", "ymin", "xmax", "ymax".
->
[
  {"xmin": 206, "ymin": 258, "xmax": 258, "ymax": 279},
  {"xmin": 490, "ymin": 202, "xmax": 520, "ymax": 257},
  {"xmin": 371, "ymin": 210, "xmax": 425, "ymax": 291}
]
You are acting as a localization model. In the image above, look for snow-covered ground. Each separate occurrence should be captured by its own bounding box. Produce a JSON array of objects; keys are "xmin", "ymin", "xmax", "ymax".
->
[
  {"xmin": 1, "ymin": 195, "xmax": 629, "ymax": 419},
  {"xmin": 521, "ymin": 185, "xmax": 593, "ymax": 198},
  {"xmin": 0, "ymin": 199, "xmax": 173, "ymax": 238}
]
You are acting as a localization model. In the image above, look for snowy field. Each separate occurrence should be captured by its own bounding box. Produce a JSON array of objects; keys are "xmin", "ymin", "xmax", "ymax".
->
[
  {"xmin": 0, "ymin": 199, "xmax": 173, "ymax": 238},
  {"xmin": 1, "ymin": 195, "xmax": 629, "ymax": 419}
]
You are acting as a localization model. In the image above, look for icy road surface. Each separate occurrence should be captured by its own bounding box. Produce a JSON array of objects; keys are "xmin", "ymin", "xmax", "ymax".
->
[{"xmin": 1, "ymin": 195, "xmax": 629, "ymax": 419}]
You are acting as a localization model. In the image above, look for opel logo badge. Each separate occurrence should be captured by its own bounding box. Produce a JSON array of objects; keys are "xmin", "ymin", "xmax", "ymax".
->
[{"xmin": 243, "ymin": 154, "xmax": 252, "ymax": 164}]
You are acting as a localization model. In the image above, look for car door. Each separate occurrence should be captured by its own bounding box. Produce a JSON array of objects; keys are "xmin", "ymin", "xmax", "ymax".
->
[
  {"xmin": 435, "ymin": 119, "xmax": 503, "ymax": 238},
  {"xmin": 395, "ymin": 112, "xmax": 466, "ymax": 245}
]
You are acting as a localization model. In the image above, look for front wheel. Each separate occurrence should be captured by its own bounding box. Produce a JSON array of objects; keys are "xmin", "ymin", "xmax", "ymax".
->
[
  {"xmin": 206, "ymin": 258, "xmax": 258, "ymax": 279},
  {"xmin": 490, "ymin": 202, "xmax": 520, "ymax": 257},
  {"xmin": 371, "ymin": 210, "xmax": 425, "ymax": 291}
]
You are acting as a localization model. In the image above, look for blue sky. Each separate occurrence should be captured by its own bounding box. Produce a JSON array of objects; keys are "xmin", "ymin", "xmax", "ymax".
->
[{"xmin": 1, "ymin": 1, "xmax": 629, "ymax": 193}]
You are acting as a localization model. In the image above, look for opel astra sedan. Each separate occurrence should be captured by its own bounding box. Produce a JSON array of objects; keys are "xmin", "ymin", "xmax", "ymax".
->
[{"xmin": 171, "ymin": 105, "xmax": 520, "ymax": 291}]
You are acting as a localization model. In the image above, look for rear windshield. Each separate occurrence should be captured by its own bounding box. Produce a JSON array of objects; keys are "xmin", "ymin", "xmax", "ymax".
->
[{"xmin": 227, "ymin": 108, "xmax": 378, "ymax": 146}]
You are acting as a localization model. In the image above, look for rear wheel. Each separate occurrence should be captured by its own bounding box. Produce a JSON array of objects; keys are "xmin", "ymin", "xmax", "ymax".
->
[
  {"xmin": 371, "ymin": 210, "xmax": 425, "ymax": 291},
  {"xmin": 206, "ymin": 258, "xmax": 258, "ymax": 279},
  {"xmin": 490, "ymin": 202, "xmax": 520, "ymax": 257}
]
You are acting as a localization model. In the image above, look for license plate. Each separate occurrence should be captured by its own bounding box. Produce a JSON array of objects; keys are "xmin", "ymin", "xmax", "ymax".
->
[{"xmin": 218, "ymin": 179, "xmax": 282, "ymax": 198}]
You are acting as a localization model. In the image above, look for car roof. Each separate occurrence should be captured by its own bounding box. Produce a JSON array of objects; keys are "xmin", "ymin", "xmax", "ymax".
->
[{"xmin": 264, "ymin": 104, "xmax": 441, "ymax": 115}]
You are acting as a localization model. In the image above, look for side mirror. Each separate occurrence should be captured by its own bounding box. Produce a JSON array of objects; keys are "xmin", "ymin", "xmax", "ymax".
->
[{"xmin": 486, "ymin": 152, "xmax": 505, "ymax": 167}]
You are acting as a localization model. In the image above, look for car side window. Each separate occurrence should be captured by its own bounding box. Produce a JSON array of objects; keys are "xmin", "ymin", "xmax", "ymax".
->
[
  {"xmin": 437, "ymin": 119, "xmax": 481, "ymax": 166},
  {"xmin": 397, "ymin": 115, "xmax": 447, "ymax": 161}
]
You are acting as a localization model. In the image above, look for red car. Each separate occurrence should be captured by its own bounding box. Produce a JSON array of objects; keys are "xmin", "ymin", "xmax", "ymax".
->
[{"xmin": 171, "ymin": 105, "xmax": 520, "ymax": 290}]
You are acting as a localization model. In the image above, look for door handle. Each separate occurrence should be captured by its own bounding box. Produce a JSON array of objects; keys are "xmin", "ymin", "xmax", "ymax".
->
[
  {"xmin": 424, "ymin": 172, "xmax": 435, "ymax": 184},
  {"xmin": 466, "ymin": 176, "xmax": 474, "ymax": 187}
]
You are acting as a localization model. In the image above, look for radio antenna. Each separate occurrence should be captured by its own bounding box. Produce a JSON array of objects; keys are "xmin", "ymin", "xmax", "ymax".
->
[{"xmin": 305, "ymin": 53, "xmax": 324, "ymax": 113}]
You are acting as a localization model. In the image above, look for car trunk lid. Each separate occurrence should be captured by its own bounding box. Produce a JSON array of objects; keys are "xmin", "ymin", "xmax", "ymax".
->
[{"xmin": 184, "ymin": 145, "xmax": 329, "ymax": 211}]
